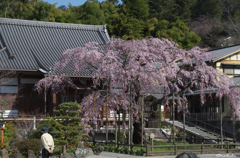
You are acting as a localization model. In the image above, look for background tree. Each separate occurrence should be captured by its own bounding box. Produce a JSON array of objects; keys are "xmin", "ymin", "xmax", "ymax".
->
[
  {"xmin": 29, "ymin": 1, "xmax": 51, "ymax": 21},
  {"xmin": 155, "ymin": 18, "xmax": 200, "ymax": 49},
  {"xmin": 191, "ymin": 0, "xmax": 222, "ymax": 20},
  {"xmin": 76, "ymin": 0, "xmax": 106, "ymax": 25}
]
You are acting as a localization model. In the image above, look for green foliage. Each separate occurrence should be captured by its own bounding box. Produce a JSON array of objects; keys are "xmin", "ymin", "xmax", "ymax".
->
[
  {"xmin": 77, "ymin": 0, "xmax": 106, "ymax": 25},
  {"xmin": 28, "ymin": 102, "xmax": 83, "ymax": 146},
  {"xmin": 66, "ymin": 147, "xmax": 77, "ymax": 153},
  {"xmin": 124, "ymin": 0, "xmax": 149, "ymax": 19},
  {"xmin": 114, "ymin": 130, "xmax": 129, "ymax": 143},
  {"xmin": 191, "ymin": 0, "xmax": 222, "ymax": 19},
  {"xmin": 0, "ymin": 99, "xmax": 9, "ymax": 107},
  {"xmin": 82, "ymin": 134, "xmax": 94, "ymax": 148},
  {"xmin": 123, "ymin": 147, "xmax": 128, "ymax": 154},
  {"xmin": 0, "ymin": 121, "xmax": 18, "ymax": 147},
  {"xmin": 153, "ymin": 110, "xmax": 163, "ymax": 128},
  {"xmin": 51, "ymin": 147, "xmax": 62, "ymax": 156},
  {"xmin": 129, "ymin": 149, "xmax": 134, "ymax": 155},
  {"xmin": 113, "ymin": 147, "xmax": 119, "ymax": 152},
  {"xmin": 30, "ymin": 1, "xmax": 52, "ymax": 21},
  {"xmin": 17, "ymin": 139, "xmax": 41, "ymax": 156},
  {"xmin": 155, "ymin": 18, "xmax": 200, "ymax": 49},
  {"xmin": 52, "ymin": 102, "xmax": 83, "ymax": 146},
  {"xmin": 28, "ymin": 120, "xmax": 54, "ymax": 140},
  {"xmin": 135, "ymin": 148, "xmax": 144, "ymax": 156},
  {"xmin": 107, "ymin": 146, "xmax": 114, "ymax": 152}
]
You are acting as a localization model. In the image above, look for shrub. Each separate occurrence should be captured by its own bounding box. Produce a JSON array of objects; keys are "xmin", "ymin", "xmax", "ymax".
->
[
  {"xmin": 135, "ymin": 148, "xmax": 144, "ymax": 156},
  {"xmin": 17, "ymin": 139, "xmax": 41, "ymax": 156},
  {"xmin": 123, "ymin": 147, "xmax": 129, "ymax": 154},
  {"xmin": 0, "ymin": 121, "xmax": 18, "ymax": 147},
  {"xmin": 108, "ymin": 146, "xmax": 114, "ymax": 152},
  {"xmin": 66, "ymin": 147, "xmax": 76, "ymax": 153},
  {"xmin": 52, "ymin": 147, "xmax": 62, "ymax": 156},
  {"xmin": 129, "ymin": 149, "xmax": 134, "ymax": 155},
  {"xmin": 114, "ymin": 147, "xmax": 119, "ymax": 153},
  {"xmin": 114, "ymin": 131, "xmax": 129, "ymax": 143}
]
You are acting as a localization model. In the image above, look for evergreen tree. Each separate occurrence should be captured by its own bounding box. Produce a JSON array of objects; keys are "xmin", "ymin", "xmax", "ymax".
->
[
  {"xmin": 123, "ymin": 0, "xmax": 149, "ymax": 19},
  {"xmin": 155, "ymin": 18, "xmax": 200, "ymax": 49},
  {"xmin": 30, "ymin": 0, "xmax": 52, "ymax": 21},
  {"xmin": 50, "ymin": 102, "xmax": 83, "ymax": 145},
  {"xmin": 76, "ymin": 0, "xmax": 106, "ymax": 25}
]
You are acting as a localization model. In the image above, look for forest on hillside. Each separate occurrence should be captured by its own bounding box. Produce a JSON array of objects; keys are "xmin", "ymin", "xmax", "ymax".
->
[{"xmin": 1, "ymin": 0, "xmax": 240, "ymax": 50}]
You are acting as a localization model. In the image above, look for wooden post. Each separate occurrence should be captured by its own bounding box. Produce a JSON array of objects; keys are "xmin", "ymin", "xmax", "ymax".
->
[
  {"xmin": 227, "ymin": 141, "xmax": 229, "ymax": 153},
  {"xmin": 174, "ymin": 143, "xmax": 177, "ymax": 155},
  {"xmin": 0, "ymin": 122, "xmax": 6, "ymax": 149},
  {"xmin": 146, "ymin": 144, "xmax": 149, "ymax": 157},
  {"xmin": 62, "ymin": 145, "xmax": 66, "ymax": 153},
  {"xmin": 33, "ymin": 116, "xmax": 36, "ymax": 130},
  {"xmin": 151, "ymin": 138, "xmax": 153, "ymax": 151},
  {"xmin": 115, "ymin": 111, "xmax": 117, "ymax": 148},
  {"xmin": 130, "ymin": 82, "xmax": 133, "ymax": 148},
  {"xmin": 232, "ymin": 108, "xmax": 236, "ymax": 142},
  {"xmin": 1, "ymin": 128, "xmax": 3, "ymax": 149},
  {"xmin": 220, "ymin": 98, "xmax": 223, "ymax": 149},
  {"xmin": 118, "ymin": 111, "xmax": 120, "ymax": 149},
  {"xmin": 141, "ymin": 95, "xmax": 144, "ymax": 149},
  {"xmin": 123, "ymin": 112, "xmax": 126, "ymax": 149},
  {"xmin": 172, "ymin": 93, "xmax": 175, "ymax": 144},
  {"xmin": 201, "ymin": 142, "xmax": 204, "ymax": 154},
  {"xmin": 53, "ymin": 93, "xmax": 56, "ymax": 116},
  {"xmin": 44, "ymin": 79, "xmax": 47, "ymax": 116}
]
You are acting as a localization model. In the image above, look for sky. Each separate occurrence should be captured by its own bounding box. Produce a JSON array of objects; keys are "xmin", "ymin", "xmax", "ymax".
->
[{"xmin": 44, "ymin": 0, "xmax": 105, "ymax": 7}]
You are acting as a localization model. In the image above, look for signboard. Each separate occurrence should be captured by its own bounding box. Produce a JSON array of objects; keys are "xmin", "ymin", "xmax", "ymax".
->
[{"xmin": 150, "ymin": 133, "xmax": 155, "ymax": 139}]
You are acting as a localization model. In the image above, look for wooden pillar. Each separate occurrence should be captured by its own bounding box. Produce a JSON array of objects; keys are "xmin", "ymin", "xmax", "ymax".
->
[
  {"xmin": 0, "ymin": 122, "xmax": 6, "ymax": 149},
  {"xmin": 52, "ymin": 94, "xmax": 56, "ymax": 116},
  {"xmin": 1, "ymin": 128, "xmax": 3, "ymax": 149}
]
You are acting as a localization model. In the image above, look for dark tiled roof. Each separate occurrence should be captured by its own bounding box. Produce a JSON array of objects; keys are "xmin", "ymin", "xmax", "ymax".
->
[
  {"xmin": 208, "ymin": 44, "xmax": 240, "ymax": 61},
  {"xmin": 0, "ymin": 18, "xmax": 110, "ymax": 77}
]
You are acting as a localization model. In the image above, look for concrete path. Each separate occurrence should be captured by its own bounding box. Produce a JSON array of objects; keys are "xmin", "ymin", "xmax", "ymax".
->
[{"xmin": 86, "ymin": 152, "xmax": 240, "ymax": 158}]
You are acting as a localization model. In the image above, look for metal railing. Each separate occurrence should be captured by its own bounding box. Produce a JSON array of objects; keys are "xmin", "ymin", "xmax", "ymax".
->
[
  {"xmin": 180, "ymin": 114, "xmax": 233, "ymax": 138},
  {"xmin": 187, "ymin": 112, "xmax": 232, "ymax": 121}
]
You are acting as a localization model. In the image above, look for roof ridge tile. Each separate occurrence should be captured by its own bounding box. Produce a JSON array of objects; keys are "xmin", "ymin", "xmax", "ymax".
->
[{"xmin": 0, "ymin": 17, "xmax": 106, "ymax": 31}]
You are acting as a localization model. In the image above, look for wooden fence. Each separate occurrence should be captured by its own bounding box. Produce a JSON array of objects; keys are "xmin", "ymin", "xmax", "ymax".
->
[
  {"xmin": 101, "ymin": 140, "xmax": 240, "ymax": 157},
  {"xmin": 146, "ymin": 142, "xmax": 240, "ymax": 156}
]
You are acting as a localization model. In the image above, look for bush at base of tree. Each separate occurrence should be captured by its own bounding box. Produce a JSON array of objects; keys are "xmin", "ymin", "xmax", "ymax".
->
[{"xmin": 17, "ymin": 139, "xmax": 41, "ymax": 156}]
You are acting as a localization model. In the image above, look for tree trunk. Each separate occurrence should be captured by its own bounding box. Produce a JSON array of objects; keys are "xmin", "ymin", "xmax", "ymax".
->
[{"xmin": 133, "ymin": 122, "xmax": 145, "ymax": 144}]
